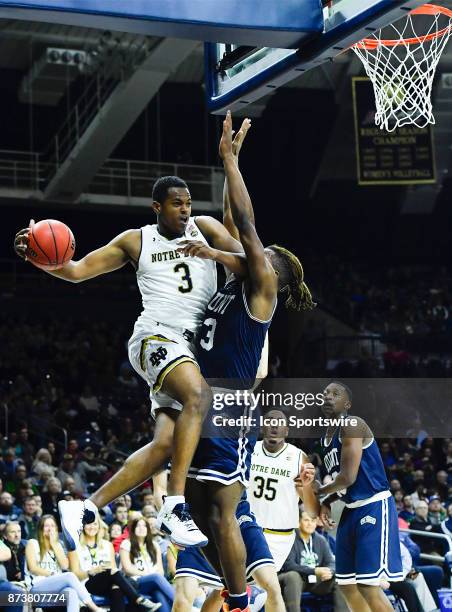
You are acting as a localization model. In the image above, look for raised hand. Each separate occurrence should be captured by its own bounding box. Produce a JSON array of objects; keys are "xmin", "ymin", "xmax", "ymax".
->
[
  {"xmin": 232, "ymin": 118, "xmax": 251, "ymax": 161},
  {"xmin": 219, "ymin": 110, "xmax": 234, "ymax": 160}
]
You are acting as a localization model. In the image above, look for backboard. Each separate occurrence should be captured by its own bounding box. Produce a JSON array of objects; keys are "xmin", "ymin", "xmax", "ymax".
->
[{"xmin": 205, "ymin": 0, "xmax": 428, "ymax": 113}]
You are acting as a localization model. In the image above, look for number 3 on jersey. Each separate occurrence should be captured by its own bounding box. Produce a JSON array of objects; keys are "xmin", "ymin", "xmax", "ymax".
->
[
  {"xmin": 200, "ymin": 317, "xmax": 217, "ymax": 351},
  {"xmin": 174, "ymin": 262, "xmax": 193, "ymax": 293}
]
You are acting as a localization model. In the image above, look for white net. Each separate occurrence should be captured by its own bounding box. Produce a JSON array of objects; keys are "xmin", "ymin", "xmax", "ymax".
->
[{"xmin": 353, "ymin": 5, "xmax": 452, "ymax": 132}]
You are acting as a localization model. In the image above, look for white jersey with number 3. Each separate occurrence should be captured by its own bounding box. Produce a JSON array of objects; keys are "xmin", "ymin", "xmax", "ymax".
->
[
  {"xmin": 132, "ymin": 218, "xmax": 217, "ymax": 340},
  {"xmin": 249, "ymin": 441, "xmax": 305, "ymax": 530}
]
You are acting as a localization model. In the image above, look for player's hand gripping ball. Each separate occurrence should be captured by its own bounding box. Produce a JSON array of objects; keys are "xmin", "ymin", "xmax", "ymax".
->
[{"xmin": 16, "ymin": 219, "xmax": 75, "ymax": 270}]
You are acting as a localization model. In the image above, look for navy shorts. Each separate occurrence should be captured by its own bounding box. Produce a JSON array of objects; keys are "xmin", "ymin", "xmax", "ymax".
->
[
  {"xmin": 176, "ymin": 498, "xmax": 274, "ymax": 586},
  {"xmin": 189, "ymin": 399, "xmax": 258, "ymax": 486},
  {"xmin": 335, "ymin": 494, "xmax": 403, "ymax": 585}
]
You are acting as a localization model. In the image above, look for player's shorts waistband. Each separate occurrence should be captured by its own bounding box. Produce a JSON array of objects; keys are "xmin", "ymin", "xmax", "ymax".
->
[
  {"xmin": 263, "ymin": 528, "xmax": 295, "ymax": 535},
  {"xmin": 345, "ymin": 489, "xmax": 391, "ymax": 508}
]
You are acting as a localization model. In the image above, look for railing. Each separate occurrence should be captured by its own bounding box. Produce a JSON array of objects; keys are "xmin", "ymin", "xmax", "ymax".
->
[
  {"xmin": 43, "ymin": 70, "xmax": 119, "ymax": 177},
  {"xmin": 400, "ymin": 527, "xmax": 452, "ymax": 587},
  {"xmin": 0, "ymin": 149, "xmax": 224, "ymax": 208},
  {"xmin": 0, "ymin": 149, "xmax": 42, "ymax": 191}
]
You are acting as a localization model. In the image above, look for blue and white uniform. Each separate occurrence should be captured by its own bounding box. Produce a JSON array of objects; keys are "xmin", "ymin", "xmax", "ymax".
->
[
  {"xmin": 189, "ymin": 277, "xmax": 275, "ymax": 486},
  {"xmin": 322, "ymin": 427, "xmax": 403, "ymax": 586},
  {"xmin": 176, "ymin": 493, "xmax": 274, "ymax": 587}
]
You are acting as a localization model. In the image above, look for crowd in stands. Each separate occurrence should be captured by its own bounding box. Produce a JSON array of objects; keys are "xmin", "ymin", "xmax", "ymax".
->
[
  {"xmin": 0, "ymin": 413, "xmax": 451, "ymax": 611},
  {"xmin": 307, "ymin": 256, "xmax": 452, "ymax": 338},
  {"xmin": 1, "ymin": 275, "xmax": 452, "ymax": 610}
]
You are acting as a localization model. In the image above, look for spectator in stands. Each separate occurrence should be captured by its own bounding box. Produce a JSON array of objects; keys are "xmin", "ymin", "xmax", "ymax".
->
[
  {"xmin": 411, "ymin": 479, "xmax": 429, "ymax": 508},
  {"xmin": 113, "ymin": 503, "xmax": 129, "ymax": 529},
  {"xmin": 80, "ymin": 385, "xmax": 100, "ymax": 415},
  {"xmin": 278, "ymin": 511, "xmax": 348, "ymax": 612},
  {"xmin": 62, "ymin": 476, "xmax": 82, "ymax": 500},
  {"xmin": 67, "ymin": 440, "xmax": 82, "ymax": 462},
  {"xmin": 409, "ymin": 500, "xmax": 443, "ymax": 556},
  {"xmin": 380, "ymin": 442, "xmax": 397, "ymax": 472},
  {"xmin": 142, "ymin": 505, "xmax": 158, "ymax": 520},
  {"xmin": 400, "ymin": 531, "xmax": 443, "ymax": 609},
  {"xmin": 0, "ymin": 537, "xmax": 25, "ymax": 612},
  {"xmin": 440, "ymin": 502, "xmax": 452, "ymax": 537},
  {"xmin": 141, "ymin": 491, "xmax": 157, "ymax": 509},
  {"xmin": 17, "ymin": 496, "xmax": 39, "ymax": 540},
  {"xmin": 0, "ymin": 492, "xmax": 20, "ymax": 525},
  {"xmin": 14, "ymin": 427, "xmax": 35, "ymax": 467},
  {"xmin": 435, "ymin": 470, "xmax": 449, "ymax": 501},
  {"xmin": 57, "ymin": 453, "xmax": 85, "ymax": 496},
  {"xmin": 5, "ymin": 463, "xmax": 28, "ymax": 496},
  {"xmin": 31, "ymin": 448, "xmax": 56, "ymax": 479},
  {"xmin": 47, "ymin": 442, "xmax": 57, "ymax": 464},
  {"xmin": 428, "ymin": 495, "xmax": 446, "ymax": 525},
  {"xmin": 119, "ymin": 516, "xmax": 174, "ymax": 612},
  {"xmin": 12, "ymin": 477, "xmax": 37, "ymax": 508},
  {"xmin": 32, "ymin": 494, "xmax": 43, "ymax": 517},
  {"xmin": 24, "ymin": 514, "xmax": 103, "ymax": 612},
  {"xmin": 386, "ymin": 540, "xmax": 437, "ymax": 611},
  {"xmin": 76, "ymin": 446, "xmax": 108, "ymax": 484},
  {"xmin": 390, "ymin": 478, "xmax": 402, "ymax": 494},
  {"xmin": 399, "ymin": 495, "xmax": 416, "ymax": 523},
  {"xmin": 394, "ymin": 490, "xmax": 404, "ymax": 512},
  {"xmin": 109, "ymin": 522, "xmax": 123, "ymax": 541},
  {"xmin": 41, "ymin": 476, "xmax": 63, "ymax": 526},
  {"xmin": 69, "ymin": 514, "xmax": 160, "ymax": 611},
  {"xmin": 0, "ymin": 449, "xmax": 20, "ymax": 481},
  {"xmin": 2, "ymin": 521, "xmax": 26, "ymax": 583}
]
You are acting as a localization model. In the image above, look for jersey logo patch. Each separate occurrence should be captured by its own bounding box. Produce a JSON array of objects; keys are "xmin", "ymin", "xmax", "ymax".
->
[
  {"xmin": 149, "ymin": 347, "xmax": 168, "ymax": 367},
  {"xmin": 360, "ymin": 515, "xmax": 376, "ymax": 526},
  {"xmin": 190, "ymin": 229, "xmax": 199, "ymax": 237},
  {"xmin": 237, "ymin": 515, "xmax": 253, "ymax": 526}
]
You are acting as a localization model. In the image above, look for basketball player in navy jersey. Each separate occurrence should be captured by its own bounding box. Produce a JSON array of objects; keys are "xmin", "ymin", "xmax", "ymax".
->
[
  {"xmin": 172, "ymin": 111, "xmax": 317, "ymax": 612},
  {"xmin": 317, "ymin": 381, "xmax": 403, "ymax": 612}
]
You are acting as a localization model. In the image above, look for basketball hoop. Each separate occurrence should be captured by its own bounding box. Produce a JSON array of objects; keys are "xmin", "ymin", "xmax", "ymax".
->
[{"xmin": 352, "ymin": 4, "xmax": 452, "ymax": 131}]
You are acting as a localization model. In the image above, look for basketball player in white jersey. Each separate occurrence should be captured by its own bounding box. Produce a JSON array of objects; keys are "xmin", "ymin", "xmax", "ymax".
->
[
  {"xmin": 14, "ymin": 174, "xmax": 246, "ymax": 550},
  {"xmin": 249, "ymin": 409, "xmax": 312, "ymax": 571}
]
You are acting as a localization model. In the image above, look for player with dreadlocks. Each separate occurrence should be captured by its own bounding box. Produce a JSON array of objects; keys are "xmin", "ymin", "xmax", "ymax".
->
[{"xmin": 172, "ymin": 111, "xmax": 316, "ymax": 612}]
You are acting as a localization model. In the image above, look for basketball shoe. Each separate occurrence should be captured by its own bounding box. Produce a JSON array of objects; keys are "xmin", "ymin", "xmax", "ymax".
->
[
  {"xmin": 58, "ymin": 499, "xmax": 97, "ymax": 551},
  {"xmin": 156, "ymin": 498, "xmax": 208, "ymax": 548}
]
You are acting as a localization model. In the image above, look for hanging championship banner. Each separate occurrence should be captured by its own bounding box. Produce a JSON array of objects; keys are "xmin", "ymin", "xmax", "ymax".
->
[{"xmin": 352, "ymin": 77, "xmax": 436, "ymax": 186}]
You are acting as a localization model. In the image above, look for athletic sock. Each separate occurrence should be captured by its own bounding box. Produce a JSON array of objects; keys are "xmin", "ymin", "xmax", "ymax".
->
[
  {"xmin": 163, "ymin": 495, "xmax": 185, "ymax": 511},
  {"xmin": 227, "ymin": 591, "xmax": 249, "ymax": 611}
]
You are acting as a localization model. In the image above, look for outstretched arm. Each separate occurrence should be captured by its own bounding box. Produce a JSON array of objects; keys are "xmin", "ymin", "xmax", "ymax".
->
[
  {"xmin": 220, "ymin": 112, "xmax": 277, "ymax": 319},
  {"xmin": 14, "ymin": 224, "xmax": 138, "ymax": 282},
  {"xmin": 223, "ymin": 118, "xmax": 253, "ymax": 241}
]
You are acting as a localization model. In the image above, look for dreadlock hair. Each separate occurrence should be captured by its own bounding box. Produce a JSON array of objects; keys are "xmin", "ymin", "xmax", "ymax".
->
[
  {"xmin": 267, "ymin": 244, "xmax": 316, "ymax": 311},
  {"xmin": 152, "ymin": 175, "xmax": 188, "ymax": 204}
]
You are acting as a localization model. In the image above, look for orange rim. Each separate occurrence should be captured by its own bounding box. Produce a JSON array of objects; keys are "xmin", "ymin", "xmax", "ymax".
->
[{"xmin": 354, "ymin": 3, "xmax": 452, "ymax": 50}]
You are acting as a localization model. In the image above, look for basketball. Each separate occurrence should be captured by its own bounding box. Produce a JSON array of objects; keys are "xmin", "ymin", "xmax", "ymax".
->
[{"xmin": 26, "ymin": 219, "xmax": 75, "ymax": 270}]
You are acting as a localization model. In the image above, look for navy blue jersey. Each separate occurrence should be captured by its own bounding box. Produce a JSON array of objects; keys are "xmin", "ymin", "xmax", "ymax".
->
[
  {"xmin": 322, "ymin": 427, "xmax": 389, "ymax": 505},
  {"xmin": 197, "ymin": 277, "xmax": 274, "ymax": 387}
]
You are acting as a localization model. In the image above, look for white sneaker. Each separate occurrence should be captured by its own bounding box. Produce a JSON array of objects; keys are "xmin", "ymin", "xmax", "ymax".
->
[
  {"xmin": 58, "ymin": 499, "xmax": 97, "ymax": 551},
  {"xmin": 156, "ymin": 502, "xmax": 208, "ymax": 548},
  {"xmin": 249, "ymin": 587, "xmax": 267, "ymax": 612},
  {"xmin": 138, "ymin": 598, "xmax": 162, "ymax": 611}
]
